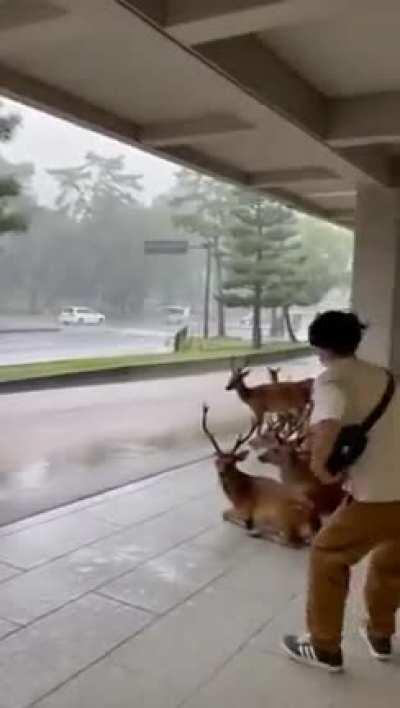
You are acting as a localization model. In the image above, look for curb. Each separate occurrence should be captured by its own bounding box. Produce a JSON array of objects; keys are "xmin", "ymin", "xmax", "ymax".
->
[{"xmin": 0, "ymin": 346, "xmax": 311, "ymax": 395}]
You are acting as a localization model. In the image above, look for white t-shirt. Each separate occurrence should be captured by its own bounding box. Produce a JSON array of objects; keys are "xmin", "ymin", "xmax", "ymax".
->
[{"xmin": 311, "ymin": 357, "xmax": 400, "ymax": 502}]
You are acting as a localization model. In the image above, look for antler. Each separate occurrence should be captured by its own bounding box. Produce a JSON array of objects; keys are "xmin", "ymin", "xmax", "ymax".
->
[
  {"xmin": 201, "ymin": 404, "xmax": 223, "ymax": 454},
  {"xmin": 232, "ymin": 418, "xmax": 258, "ymax": 452},
  {"xmin": 267, "ymin": 366, "xmax": 281, "ymax": 383},
  {"xmin": 275, "ymin": 406, "xmax": 312, "ymax": 446}
]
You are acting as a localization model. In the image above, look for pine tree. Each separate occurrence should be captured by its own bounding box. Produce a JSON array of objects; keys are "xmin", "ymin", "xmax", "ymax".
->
[
  {"xmin": 222, "ymin": 192, "xmax": 306, "ymax": 347},
  {"xmin": 0, "ymin": 107, "xmax": 26, "ymax": 238},
  {"xmin": 48, "ymin": 152, "xmax": 143, "ymax": 222},
  {"xmin": 170, "ymin": 169, "xmax": 234, "ymax": 337}
]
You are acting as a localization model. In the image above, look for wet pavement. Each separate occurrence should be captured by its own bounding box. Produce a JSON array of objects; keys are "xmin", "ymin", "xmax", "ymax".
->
[
  {"xmin": 0, "ymin": 323, "xmax": 170, "ymax": 365},
  {"xmin": 0, "ymin": 315, "xmax": 271, "ymax": 365},
  {"xmin": 0, "ymin": 357, "xmax": 318, "ymax": 525},
  {"xmin": 0, "ymin": 456, "xmax": 397, "ymax": 708}
]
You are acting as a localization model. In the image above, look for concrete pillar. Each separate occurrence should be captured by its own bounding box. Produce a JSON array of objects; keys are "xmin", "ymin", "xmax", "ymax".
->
[{"xmin": 352, "ymin": 184, "xmax": 400, "ymax": 374}]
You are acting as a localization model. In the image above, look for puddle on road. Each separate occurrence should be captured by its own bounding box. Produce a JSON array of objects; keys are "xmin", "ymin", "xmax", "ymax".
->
[
  {"xmin": 0, "ymin": 436, "xmax": 160, "ymax": 493},
  {"xmin": 0, "ymin": 458, "xmax": 51, "ymax": 494},
  {"xmin": 64, "ymin": 438, "xmax": 159, "ymax": 467}
]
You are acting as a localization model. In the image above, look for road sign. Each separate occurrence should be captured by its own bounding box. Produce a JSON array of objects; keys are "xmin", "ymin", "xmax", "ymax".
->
[{"xmin": 144, "ymin": 240, "xmax": 188, "ymax": 255}]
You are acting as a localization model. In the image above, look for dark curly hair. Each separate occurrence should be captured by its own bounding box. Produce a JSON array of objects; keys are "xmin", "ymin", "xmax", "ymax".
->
[{"xmin": 309, "ymin": 311, "xmax": 367, "ymax": 357}]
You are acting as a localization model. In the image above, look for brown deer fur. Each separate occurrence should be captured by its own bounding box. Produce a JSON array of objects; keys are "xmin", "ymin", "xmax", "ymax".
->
[
  {"xmin": 255, "ymin": 436, "xmax": 345, "ymax": 517},
  {"xmin": 226, "ymin": 361, "xmax": 313, "ymax": 431},
  {"xmin": 202, "ymin": 405, "xmax": 320, "ymax": 546}
]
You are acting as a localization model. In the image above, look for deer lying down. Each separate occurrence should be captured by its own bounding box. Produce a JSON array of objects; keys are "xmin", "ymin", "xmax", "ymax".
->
[
  {"xmin": 226, "ymin": 359, "xmax": 313, "ymax": 431},
  {"xmin": 201, "ymin": 405, "xmax": 320, "ymax": 547},
  {"xmin": 253, "ymin": 415, "xmax": 345, "ymax": 518}
]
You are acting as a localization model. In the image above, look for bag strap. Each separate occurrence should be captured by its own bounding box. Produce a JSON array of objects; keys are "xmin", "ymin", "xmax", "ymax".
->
[{"xmin": 361, "ymin": 371, "xmax": 395, "ymax": 433}]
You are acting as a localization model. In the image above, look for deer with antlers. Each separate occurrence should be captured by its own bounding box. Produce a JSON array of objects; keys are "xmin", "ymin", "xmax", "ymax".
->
[
  {"xmin": 202, "ymin": 404, "xmax": 320, "ymax": 546},
  {"xmin": 226, "ymin": 358, "xmax": 313, "ymax": 432},
  {"xmin": 252, "ymin": 412, "xmax": 345, "ymax": 518}
]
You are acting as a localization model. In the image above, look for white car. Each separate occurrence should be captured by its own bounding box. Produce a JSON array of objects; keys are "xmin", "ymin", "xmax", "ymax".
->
[
  {"xmin": 58, "ymin": 307, "xmax": 105, "ymax": 325},
  {"xmin": 164, "ymin": 306, "xmax": 190, "ymax": 325}
]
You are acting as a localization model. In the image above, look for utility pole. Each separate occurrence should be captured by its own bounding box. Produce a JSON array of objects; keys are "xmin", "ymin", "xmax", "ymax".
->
[{"xmin": 203, "ymin": 241, "xmax": 212, "ymax": 339}]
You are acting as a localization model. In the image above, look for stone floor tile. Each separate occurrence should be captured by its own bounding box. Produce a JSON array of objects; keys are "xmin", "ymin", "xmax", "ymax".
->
[
  {"xmin": 33, "ymin": 656, "xmax": 179, "ymax": 708},
  {"xmin": 99, "ymin": 543, "xmax": 234, "ymax": 614},
  {"xmin": 182, "ymin": 646, "xmax": 399, "ymax": 708},
  {"xmin": 0, "ymin": 593, "xmax": 151, "ymax": 708},
  {"xmin": 0, "ymin": 509, "xmax": 117, "ymax": 568},
  {"xmin": 108, "ymin": 554, "xmax": 301, "ymax": 706}
]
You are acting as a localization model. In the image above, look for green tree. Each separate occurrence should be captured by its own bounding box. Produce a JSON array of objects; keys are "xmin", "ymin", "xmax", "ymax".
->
[
  {"xmin": 47, "ymin": 153, "xmax": 146, "ymax": 314},
  {"xmin": 170, "ymin": 169, "xmax": 234, "ymax": 337},
  {"xmin": 222, "ymin": 192, "xmax": 305, "ymax": 347},
  {"xmin": 296, "ymin": 216, "xmax": 353, "ymax": 304},
  {"xmin": 48, "ymin": 152, "xmax": 143, "ymax": 222},
  {"xmin": 269, "ymin": 216, "xmax": 353, "ymax": 340},
  {"xmin": 0, "ymin": 106, "xmax": 27, "ymax": 238}
]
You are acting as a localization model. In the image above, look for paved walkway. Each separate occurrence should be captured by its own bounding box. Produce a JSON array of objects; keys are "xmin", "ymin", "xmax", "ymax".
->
[{"xmin": 0, "ymin": 458, "xmax": 398, "ymax": 707}]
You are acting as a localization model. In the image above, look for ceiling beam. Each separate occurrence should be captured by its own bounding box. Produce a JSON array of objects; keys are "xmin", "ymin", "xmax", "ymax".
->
[
  {"xmin": 166, "ymin": 0, "xmax": 283, "ymax": 44},
  {"xmin": 304, "ymin": 189, "xmax": 356, "ymax": 199},
  {"xmin": 115, "ymin": 0, "xmax": 166, "ymax": 25},
  {"xmin": 160, "ymin": 144, "xmax": 246, "ymax": 183},
  {"xmin": 248, "ymin": 166, "xmax": 337, "ymax": 187},
  {"xmin": 330, "ymin": 208, "xmax": 354, "ymax": 225},
  {"xmin": 262, "ymin": 186, "xmax": 332, "ymax": 223},
  {"xmin": 195, "ymin": 35, "xmax": 327, "ymax": 139},
  {"xmin": 336, "ymin": 146, "xmax": 391, "ymax": 187},
  {"xmin": 0, "ymin": 63, "xmax": 347, "ymax": 224},
  {"xmin": 387, "ymin": 157, "xmax": 400, "ymax": 187},
  {"xmin": 194, "ymin": 36, "xmax": 391, "ymax": 185},
  {"xmin": 0, "ymin": 63, "xmax": 141, "ymax": 147},
  {"xmin": 328, "ymin": 92, "xmax": 400, "ymax": 148},
  {"xmin": 139, "ymin": 114, "xmax": 254, "ymax": 147},
  {"xmin": 0, "ymin": 64, "xmax": 246, "ymax": 190},
  {"xmin": 164, "ymin": 0, "xmax": 397, "ymax": 46},
  {"xmin": 0, "ymin": 0, "xmax": 67, "ymax": 33}
]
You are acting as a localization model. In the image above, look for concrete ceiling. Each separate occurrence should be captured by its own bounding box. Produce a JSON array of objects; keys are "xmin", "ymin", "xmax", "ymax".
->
[{"xmin": 1, "ymin": 0, "xmax": 400, "ymax": 226}]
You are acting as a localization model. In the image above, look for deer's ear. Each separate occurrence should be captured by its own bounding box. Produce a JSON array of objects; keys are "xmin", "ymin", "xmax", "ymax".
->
[{"xmin": 235, "ymin": 449, "xmax": 250, "ymax": 461}]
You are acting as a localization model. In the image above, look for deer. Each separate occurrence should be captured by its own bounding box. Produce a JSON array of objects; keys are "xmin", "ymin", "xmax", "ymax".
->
[
  {"xmin": 252, "ymin": 412, "xmax": 345, "ymax": 518},
  {"xmin": 201, "ymin": 404, "xmax": 321, "ymax": 546},
  {"xmin": 226, "ymin": 358, "xmax": 313, "ymax": 432}
]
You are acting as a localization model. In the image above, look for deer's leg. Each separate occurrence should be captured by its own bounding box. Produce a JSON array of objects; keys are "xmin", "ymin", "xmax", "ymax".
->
[
  {"xmin": 222, "ymin": 507, "xmax": 249, "ymax": 527},
  {"xmin": 256, "ymin": 412, "xmax": 264, "ymax": 434},
  {"xmin": 251, "ymin": 506, "xmax": 282, "ymax": 541},
  {"xmin": 258, "ymin": 507, "xmax": 307, "ymax": 548},
  {"xmin": 223, "ymin": 501, "xmax": 255, "ymax": 532},
  {"xmin": 246, "ymin": 516, "xmax": 265, "ymax": 537}
]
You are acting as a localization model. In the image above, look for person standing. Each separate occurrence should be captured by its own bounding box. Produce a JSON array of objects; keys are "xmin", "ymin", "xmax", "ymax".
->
[{"xmin": 282, "ymin": 311, "xmax": 400, "ymax": 672}]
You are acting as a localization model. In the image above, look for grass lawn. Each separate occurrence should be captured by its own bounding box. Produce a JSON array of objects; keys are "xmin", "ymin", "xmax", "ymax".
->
[{"xmin": 0, "ymin": 337, "xmax": 308, "ymax": 383}]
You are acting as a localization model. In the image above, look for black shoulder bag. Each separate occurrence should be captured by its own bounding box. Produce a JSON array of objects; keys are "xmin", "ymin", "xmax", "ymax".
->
[{"xmin": 326, "ymin": 371, "xmax": 395, "ymax": 476}]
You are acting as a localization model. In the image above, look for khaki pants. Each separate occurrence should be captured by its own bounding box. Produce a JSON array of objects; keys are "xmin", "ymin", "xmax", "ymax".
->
[{"xmin": 307, "ymin": 499, "xmax": 400, "ymax": 653}]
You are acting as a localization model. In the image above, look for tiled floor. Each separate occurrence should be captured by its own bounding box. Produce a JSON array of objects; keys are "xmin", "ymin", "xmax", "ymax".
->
[{"xmin": 0, "ymin": 458, "xmax": 398, "ymax": 708}]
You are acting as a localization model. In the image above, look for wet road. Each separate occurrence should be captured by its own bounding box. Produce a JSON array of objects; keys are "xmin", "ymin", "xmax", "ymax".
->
[
  {"xmin": 0, "ymin": 323, "xmax": 171, "ymax": 365},
  {"xmin": 0, "ymin": 316, "xmax": 264, "ymax": 366},
  {"xmin": 0, "ymin": 356, "xmax": 318, "ymax": 525}
]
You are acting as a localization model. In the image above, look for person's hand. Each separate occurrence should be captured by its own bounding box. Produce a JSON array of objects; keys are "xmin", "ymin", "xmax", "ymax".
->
[
  {"xmin": 313, "ymin": 465, "xmax": 344, "ymax": 485},
  {"xmin": 310, "ymin": 419, "xmax": 344, "ymax": 486}
]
